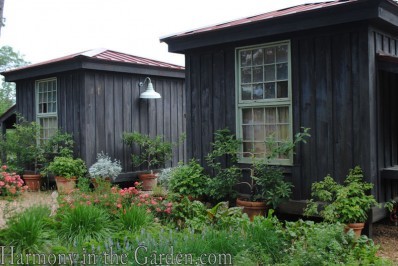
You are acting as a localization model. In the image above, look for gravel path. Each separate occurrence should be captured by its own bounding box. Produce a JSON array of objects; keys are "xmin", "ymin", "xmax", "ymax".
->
[{"xmin": 0, "ymin": 191, "xmax": 57, "ymax": 228}]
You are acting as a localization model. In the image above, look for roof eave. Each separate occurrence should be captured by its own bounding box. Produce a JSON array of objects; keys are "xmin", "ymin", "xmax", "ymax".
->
[
  {"xmin": 3, "ymin": 56, "xmax": 185, "ymax": 82},
  {"xmin": 161, "ymin": 0, "xmax": 381, "ymax": 53}
]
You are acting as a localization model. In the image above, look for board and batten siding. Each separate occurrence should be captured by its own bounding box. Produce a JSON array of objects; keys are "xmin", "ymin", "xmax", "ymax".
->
[
  {"xmin": 370, "ymin": 28, "xmax": 398, "ymax": 201},
  {"xmin": 16, "ymin": 71, "xmax": 85, "ymax": 158},
  {"xmin": 185, "ymin": 24, "xmax": 376, "ymax": 200},
  {"xmin": 15, "ymin": 69, "xmax": 186, "ymax": 176},
  {"xmin": 82, "ymin": 70, "xmax": 186, "ymax": 173}
]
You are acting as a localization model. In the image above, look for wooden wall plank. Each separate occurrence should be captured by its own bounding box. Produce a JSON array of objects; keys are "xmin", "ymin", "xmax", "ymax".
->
[
  {"xmin": 104, "ymin": 73, "xmax": 115, "ymax": 157},
  {"xmin": 84, "ymin": 72, "xmax": 96, "ymax": 166},
  {"xmin": 113, "ymin": 73, "xmax": 124, "ymax": 170}
]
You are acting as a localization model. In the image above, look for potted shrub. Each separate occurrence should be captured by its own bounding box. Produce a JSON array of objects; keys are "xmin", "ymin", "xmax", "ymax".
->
[
  {"xmin": 45, "ymin": 156, "xmax": 87, "ymax": 194},
  {"xmin": 123, "ymin": 132, "xmax": 176, "ymax": 191},
  {"xmin": 0, "ymin": 119, "xmax": 44, "ymax": 191},
  {"xmin": 168, "ymin": 159, "xmax": 210, "ymax": 200},
  {"xmin": 236, "ymin": 128, "xmax": 310, "ymax": 220},
  {"xmin": 304, "ymin": 166, "xmax": 379, "ymax": 238},
  {"xmin": 89, "ymin": 152, "xmax": 122, "ymax": 188}
]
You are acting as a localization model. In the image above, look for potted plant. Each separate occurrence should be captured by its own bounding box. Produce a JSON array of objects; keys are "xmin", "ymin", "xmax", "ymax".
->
[
  {"xmin": 304, "ymin": 166, "xmax": 379, "ymax": 238},
  {"xmin": 0, "ymin": 118, "xmax": 44, "ymax": 191},
  {"xmin": 45, "ymin": 156, "xmax": 87, "ymax": 194},
  {"xmin": 123, "ymin": 132, "xmax": 176, "ymax": 191},
  {"xmin": 168, "ymin": 159, "xmax": 210, "ymax": 200},
  {"xmin": 236, "ymin": 128, "xmax": 310, "ymax": 220},
  {"xmin": 89, "ymin": 152, "xmax": 122, "ymax": 188}
]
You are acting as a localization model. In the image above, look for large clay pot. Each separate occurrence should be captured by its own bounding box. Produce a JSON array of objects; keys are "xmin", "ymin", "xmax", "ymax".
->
[
  {"xmin": 236, "ymin": 198, "xmax": 268, "ymax": 221},
  {"xmin": 55, "ymin": 176, "xmax": 77, "ymax": 194},
  {"xmin": 344, "ymin": 223, "xmax": 365, "ymax": 238},
  {"xmin": 23, "ymin": 174, "xmax": 41, "ymax": 192},
  {"xmin": 139, "ymin": 173, "xmax": 157, "ymax": 191}
]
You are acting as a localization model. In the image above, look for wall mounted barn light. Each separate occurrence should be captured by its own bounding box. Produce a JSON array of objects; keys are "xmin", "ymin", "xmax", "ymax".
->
[{"xmin": 139, "ymin": 77, "xmax": 161, "ymax": 99}]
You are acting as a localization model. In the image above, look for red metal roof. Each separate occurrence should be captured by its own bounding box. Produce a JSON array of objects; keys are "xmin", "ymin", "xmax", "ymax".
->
[
  {"xmin": 4, "ymin": 48, "xmax": 184, "ymax": 73},
  {"xmin": 164, "ymin": 0, "xmax": 359, "ymax": 39}
]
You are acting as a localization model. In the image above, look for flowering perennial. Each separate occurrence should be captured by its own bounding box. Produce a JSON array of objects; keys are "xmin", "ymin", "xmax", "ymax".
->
[{"xmin": 0, "ymin": 165, "xmax": 28, "ymax": 196}]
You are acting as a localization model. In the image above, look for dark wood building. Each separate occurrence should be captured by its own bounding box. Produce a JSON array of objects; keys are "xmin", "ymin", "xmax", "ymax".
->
[
  {"xmin": 2, "ymin": 49, "xmax": 186, "ymax": 180},
  {"xmin": 161, "ymin": 0, "xmax": 398, "ymax": 204}
]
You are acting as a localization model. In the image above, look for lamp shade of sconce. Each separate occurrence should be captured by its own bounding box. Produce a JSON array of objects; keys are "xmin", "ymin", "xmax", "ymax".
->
[{"xmin": 139, "ymin": 77, "xmax": 161, "ymax": 99}]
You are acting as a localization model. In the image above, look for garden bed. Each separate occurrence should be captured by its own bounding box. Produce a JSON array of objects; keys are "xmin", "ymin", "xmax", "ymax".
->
[{"xmin": 0, "ymin": 190, "xmax": 397, "ymax": 265}]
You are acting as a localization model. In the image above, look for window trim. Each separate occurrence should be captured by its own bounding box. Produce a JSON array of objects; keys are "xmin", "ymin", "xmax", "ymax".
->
[
  {"xmin": 235, "ymin": 40, "xmax": 293, "ymax": 165},
  {"xmin": 35, "ymin": 77, "xmax": 58, "ymax": 143}
]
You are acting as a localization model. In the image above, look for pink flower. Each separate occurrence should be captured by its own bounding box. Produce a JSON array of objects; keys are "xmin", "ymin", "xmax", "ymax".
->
[
  {"xmin": 165, "ymin": 207, "xmax": 172, "ymax": 214},
  {"xmin": 1, "ymin": 165, "xmax": 7, "ymax": 170},
  {"xmin": 86, "ymin": 201, "xmax": 92, "ymax": 205},
  {"xmin": 156, "ymin": 208, "xmax": 161, "ymax": 212},
  {"xmin": 117, "ymin": 203, "xmax": 122, "ymax": 209}
]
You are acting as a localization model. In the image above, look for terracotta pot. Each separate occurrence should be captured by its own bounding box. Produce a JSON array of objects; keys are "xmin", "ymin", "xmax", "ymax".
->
[
  {"xmin": 23, "ymin": 174, "xmax": 41, "ymax": 192},
  {"xmin": 139, "ymin": 173, "xmax": 158, "ymax": 191},
  {"xmin": 344, "ymin": 223, "xmax": 365, "ymax": 238},
  {"xmin": 91, "ymin": 177, "xmax": 112, "ymax": 188},
  {"xmin": 236, "ymin": 198, "xmax": 268, "ymax": 221},
  {"xmin": 55, "ymin": 176, "xmax": 77, "ymax": 194}
]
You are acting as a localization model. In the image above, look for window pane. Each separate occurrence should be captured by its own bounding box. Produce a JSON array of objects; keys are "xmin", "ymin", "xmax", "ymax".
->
[
  {"xmin": 265, "ymin": 108, "xmax": 276, "ymax": 124},
  {"xmin": 277, "ymin": 81, "xmax": 288, "ymax": 98},
  {"xmin": 241, "ymin": 67, "xmax": 251, "ymax": 83},
  {"xmin": 253, "ymin": 84, "xmax": 263, "ymax": 100},
  {"xmin": 243, "ymin": 125, "xmax": 253, "ymax": 141},
  {"xmin": 253, "ymin": 67, "xmax": 263, "ymax": 83},
  {"xmin": 254, "ymin": 142, "xmax": 266, "ymax": 157},
  {"xmin": 264, "ymin": 83, "xmax": 276, "ymax": 99},
  {"xmin": 278, "ymin": 125, "xmax": 289, "ymax": 140},
  {"xmin": 240, "ymin": 51, "xmax": 252, "ymax": 67},
  {"xmin": 264, "ymin": 65, "xmax": 275, "ymax": 82},
  {"xmin": 265, "ymin": 125, "xmax": 277, "ymax": 138},
  {"xmin": 254, "ymin": 125, "xmax": 265, "ymax": 140},
  {"xmin": 253, "ymin": 108, "xmax": 264, "ymax": 124},
  {"xmin": 252, "ymin": 49, "xmax": 263, "ymax": 66},
  {"xmin": 265, "ymin": 47, "xmax": 275, "ymax": 64},
  {"xmin": 243, "ymin": 142, "xmax": 253, "ymax": 157},
  {"xmin": 241, "ymin": 85, "xmax": 252, "ymax": 100},
  {"xmin": 242, "ymin": 109, "xmax": 252, "ymax": 124},
  {"xmin": 277, "ymin": 63, "xmax": 288, "ymax": 80},
  {"xmin": 278, "ymin": 107, "xmax": 289, "ymax": 123},
  {"xmin": 276, "ymin": 45, "xmax": 288, "ymax": 63}
]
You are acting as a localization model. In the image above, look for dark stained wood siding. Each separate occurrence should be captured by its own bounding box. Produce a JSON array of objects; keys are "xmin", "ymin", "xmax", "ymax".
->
[
  {"xmin": 184, "ymin": 24, "xmax": 376, "ymax": 200},
  {"xmin": 371, "ymin": 28, "xmax": 398, "ymax": 201},
  {"xmin": 16, "ymin": 71, "xmax": 85, "ymax": 157},
  {"xmin": 15, "ymin": 69, "xmax": 186, "ymax": 176},
  {"xmin": 82, "ymin": 70, "xmax": 186, "ymax": 172}
]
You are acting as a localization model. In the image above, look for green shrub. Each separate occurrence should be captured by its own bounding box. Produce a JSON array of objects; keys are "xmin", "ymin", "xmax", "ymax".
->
[
  {"xmin": 118, "ymin": 206, "xmax": 153, "ymax": 231},
  {"xmin": 0, "ymin": 206, "xmax": 53, "ymax": 253},
  {"xmin": 45, "ymin": 156, "xmax": 87, "ymax": 179},
  {"xmin": 168, "ymin": 160, "xmax": 209, "ymax": 198},
  {"xmin": 57, "ymin": 204, "xmax": 116, "ymax": 243}
]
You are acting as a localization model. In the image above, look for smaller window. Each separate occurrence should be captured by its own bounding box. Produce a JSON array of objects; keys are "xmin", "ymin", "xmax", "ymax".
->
[{"xmin": 36, "ymin": 78, "xmax": 58, "ymax": 143}]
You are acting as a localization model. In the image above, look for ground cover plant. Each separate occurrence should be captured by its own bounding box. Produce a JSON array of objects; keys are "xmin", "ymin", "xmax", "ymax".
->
[{"xmin": 0, "ymin": 182, "xmax": 391, "ymax": 266}]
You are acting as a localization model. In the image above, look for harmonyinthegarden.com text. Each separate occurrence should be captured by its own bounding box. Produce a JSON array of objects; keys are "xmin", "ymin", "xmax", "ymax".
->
[{"xmin": 0, "ymin": 246, "xmax": 233, "ymax": 265}]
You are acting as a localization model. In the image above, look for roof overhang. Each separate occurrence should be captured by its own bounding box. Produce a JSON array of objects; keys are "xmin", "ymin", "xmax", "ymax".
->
[
  {"xmin": 161, "ymin": 0, "xmax": 398, "ymax": 53},
  {"xmin": 2, "ymin": 56, "xmax": 185, "ymax": 82}
]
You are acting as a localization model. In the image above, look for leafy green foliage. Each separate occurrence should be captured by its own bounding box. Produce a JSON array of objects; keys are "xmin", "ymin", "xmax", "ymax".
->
[
  {"xmin": 118, "ymin": 206, "xmax": 153, "ymax": 231},
  {"xmin": 0, "ymin": 46, "xmax": 29, "ymax": 115},
  {"xmin": 168, "ymin": 160, "xmax": 209, "ymax": 198},
  {"xmin": 0, "ymin": 206, "xmax": 53, "ymax": 253},
  {"xmin": 122, "ymin": 132, "xmax": 177, "ymax": 171},
  {"xmin": 0, "ymin": 118, "xmax": 43, "ymax": 173},
  {"xmin": 304, "ymin": 166, "xmax": 379, "ymax": 223},
  {"xmin": 238, "ymin": 128, "xmax": 309, "ymax": 207},
  {"xmin": 57, "ymin": 204, "xmax": 116, "ymax": 243},
  {"xmin": 45, "ymin": 156, "xmax": 87, "ymax": 179},
  {"xmin": 205, "ymin": 128, "xmax": 241, "ymax": 202},
  {"xmin": 41, "ymin": 130, "xmax": 74, "ymax": 162},
  {"xmin": 206, "ymin": 201, "xmax": 249, "ymax": 229}
]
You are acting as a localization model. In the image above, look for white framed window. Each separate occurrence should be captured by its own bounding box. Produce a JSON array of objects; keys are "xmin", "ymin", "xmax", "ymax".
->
[
  {"xmin": 35, "ymin": 78, "xmax": 58, "ymax": 144},
  {"xmin": 236, "ymin": 41, "xmax": 293, "ymax": 165}
]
